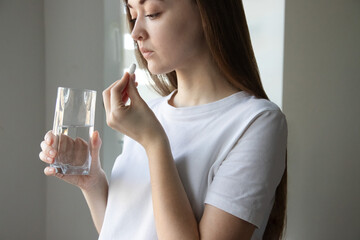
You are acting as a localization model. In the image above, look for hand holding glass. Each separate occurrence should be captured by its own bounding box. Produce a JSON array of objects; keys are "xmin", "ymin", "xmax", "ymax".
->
[{"xmin": 51, "ymin": 87, "xmax": 96, "ymax": 175}]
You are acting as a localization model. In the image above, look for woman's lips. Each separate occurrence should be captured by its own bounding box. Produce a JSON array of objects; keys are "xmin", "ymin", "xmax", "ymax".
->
[{"xmin": 140, "ymin": 47, "xmax": 154, "ymax": 59}]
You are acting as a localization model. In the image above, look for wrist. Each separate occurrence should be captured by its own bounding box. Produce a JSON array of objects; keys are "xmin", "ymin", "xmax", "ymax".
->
[
  {"xmin": 81, "ymin": 170, "xmax": 108, "ymax": 193},
  {"xmin": 140, "ymin": 123, "xmax": 169, "ymax": 150},
  {"xmin": 144, "ymin": 134, "xmax": 171, "ymax": 158}
]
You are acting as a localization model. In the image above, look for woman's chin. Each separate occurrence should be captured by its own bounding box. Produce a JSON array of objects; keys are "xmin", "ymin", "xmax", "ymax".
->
[{"xmin": 147, "ymin": 63, "xmax": 173, "ymax": 76}]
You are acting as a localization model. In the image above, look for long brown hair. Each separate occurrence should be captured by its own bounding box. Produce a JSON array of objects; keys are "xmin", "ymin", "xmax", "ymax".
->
[{"xmin": 124, "ymin": 0, "xmax": 287, "ymax": 239}]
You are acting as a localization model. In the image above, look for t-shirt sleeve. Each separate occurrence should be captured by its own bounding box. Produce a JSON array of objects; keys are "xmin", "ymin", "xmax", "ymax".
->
[{"xmin": 204, "ymin": 110, "xmax": 287, "ymax": 228}]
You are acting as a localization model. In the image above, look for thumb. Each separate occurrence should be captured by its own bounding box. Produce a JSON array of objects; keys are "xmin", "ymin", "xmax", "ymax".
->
[
  {"xmin": 90, "ymin": 131, "xmax": 102, "ymax": 159},
  {"xmin": 127, "ymin": 74, "xmax": 142, "ymax": 103}
]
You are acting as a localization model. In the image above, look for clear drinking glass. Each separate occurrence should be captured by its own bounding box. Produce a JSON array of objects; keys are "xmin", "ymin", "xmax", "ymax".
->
[{"xmin": 51, "ymin": 87, "xmax": 96, "ymax": 175}]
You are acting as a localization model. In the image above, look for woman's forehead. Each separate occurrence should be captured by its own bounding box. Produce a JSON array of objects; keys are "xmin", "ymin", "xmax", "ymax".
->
[{"xmin": 127, "ymin": 0, "xmax": 165, "ymax": 8}]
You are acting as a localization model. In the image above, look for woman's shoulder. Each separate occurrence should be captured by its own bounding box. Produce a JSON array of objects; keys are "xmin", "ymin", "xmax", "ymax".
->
[{"xmin": 234, "ymin": 92, "xmax": 284, "ymax": 116}]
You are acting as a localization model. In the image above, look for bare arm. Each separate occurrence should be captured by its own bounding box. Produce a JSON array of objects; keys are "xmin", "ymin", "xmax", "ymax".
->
[
  {"xmin": 81, "ymin": 171, "xmax": 108, "ymax": 233},
  {"xmin": 144, "ymin": 137, "xmax": 255, "ymax": 240},
  {"xmin": 199, "ymin": 205, "xmax": 255, "ymax": 240},
  {"xmin": 145, "ymin": 138, "xmax": 199, "ymax": 239}
]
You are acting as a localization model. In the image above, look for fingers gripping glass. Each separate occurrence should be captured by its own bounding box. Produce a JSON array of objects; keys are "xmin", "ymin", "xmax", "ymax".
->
[{"xmin": 51, "ymin": 87, "xmax": 96, "ymax": 175}]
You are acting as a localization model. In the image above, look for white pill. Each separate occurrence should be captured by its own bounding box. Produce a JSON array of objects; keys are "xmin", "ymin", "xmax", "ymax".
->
[{"xmin": 129, "ymin": 63, "xmax": 136, "ymax": 75}]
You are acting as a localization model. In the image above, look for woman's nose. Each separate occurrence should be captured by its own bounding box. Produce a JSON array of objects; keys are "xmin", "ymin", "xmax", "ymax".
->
[{"xmin": 131, "ymin": 19, "xmax": 147, "ymax": 41}]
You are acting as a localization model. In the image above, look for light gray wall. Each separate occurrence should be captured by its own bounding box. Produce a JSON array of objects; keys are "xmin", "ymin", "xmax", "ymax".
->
[
  {"xmin": 283, "ymin": 0, "xmax": 360, "ymax": 239},
  {"xmin": 102, "ymin": 0, "xmax": 124, "ymax": 178},
  {"xmin": 0, "ymin": 0, "xmax": 46, "ymax": 239},
  {"xmin": 44, "ymin": 0, "xmax": 104, "ymax": 239}
]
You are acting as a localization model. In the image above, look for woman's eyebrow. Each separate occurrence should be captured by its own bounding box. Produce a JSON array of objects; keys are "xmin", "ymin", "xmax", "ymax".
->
[{"xmin": 127, "ymin": 0, "xmax": 163, "ymax": 9}]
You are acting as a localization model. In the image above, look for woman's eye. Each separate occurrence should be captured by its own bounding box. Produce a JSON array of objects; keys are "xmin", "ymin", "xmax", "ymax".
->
[{"xmin": 145, "ymin": 13, "xmax": 161, "ymax": 20}]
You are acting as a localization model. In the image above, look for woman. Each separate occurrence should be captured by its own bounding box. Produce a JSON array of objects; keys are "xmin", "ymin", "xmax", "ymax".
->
[{"xmin": 39, "ymin": 0, "xmax": 287, "ymax": 239}]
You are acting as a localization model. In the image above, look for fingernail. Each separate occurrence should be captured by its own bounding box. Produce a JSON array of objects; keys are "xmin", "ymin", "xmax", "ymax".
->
[
  {"xmin": 47, "ymin": 157, "xmax": 53, "ymax": 163},
  {"xmin": 45, "ymin": 136, "xmax": 50, "ymax": 144},
  {"xmin": 49, "ymin": 150, "xmax": 55, "ymax": 156},
  {"xmin": 46, "ymin": 168, "xmax": 54, "ymax": 173}
]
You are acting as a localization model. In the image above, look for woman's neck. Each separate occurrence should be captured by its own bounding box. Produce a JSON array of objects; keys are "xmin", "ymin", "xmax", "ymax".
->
[{"xmin": 169, "ymin": 53, "xmax": 238, "ymax": 108}]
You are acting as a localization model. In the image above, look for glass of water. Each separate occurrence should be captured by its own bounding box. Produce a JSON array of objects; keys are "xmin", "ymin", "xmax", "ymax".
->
[{"xmin": 51, "ymin": 87, "xmax": 96, "ymax": 175}]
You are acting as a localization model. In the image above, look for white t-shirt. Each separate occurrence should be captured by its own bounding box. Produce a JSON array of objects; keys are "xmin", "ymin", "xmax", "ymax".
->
[{"xmin": 99, "ymin": 91, "xmax": 287, "ymax": 240}]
